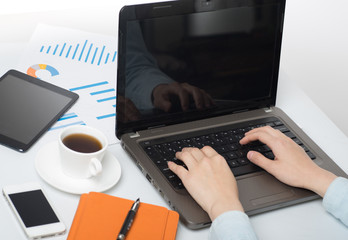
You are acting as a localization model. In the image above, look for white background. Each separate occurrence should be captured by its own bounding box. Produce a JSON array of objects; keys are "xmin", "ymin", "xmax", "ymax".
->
[
  {"xmin": 1, "ymin": 1, "xmax": 348, "ymax": 239},
  {"xmin": 1, "ymin": 0, "xmax": 348, "ymax": 137}
]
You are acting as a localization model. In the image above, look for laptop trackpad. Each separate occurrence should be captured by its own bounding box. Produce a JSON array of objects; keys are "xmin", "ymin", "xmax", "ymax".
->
[{"xmin": 238, "ymin": 173, "xmax": 295, "ymax": 207}]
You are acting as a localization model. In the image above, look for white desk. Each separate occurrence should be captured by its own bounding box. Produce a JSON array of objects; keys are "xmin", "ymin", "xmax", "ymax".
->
[{"xmin": 1, "ymin": 3, "xmax": 348, "ymax": 240}]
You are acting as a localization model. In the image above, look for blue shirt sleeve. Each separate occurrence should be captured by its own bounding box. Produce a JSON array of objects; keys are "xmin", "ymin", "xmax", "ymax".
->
[
  {"xmin": 209, "ymin": 211, "xmax": 258, "ymax": 240},
  {"xmin": 208, "ymin": 177, "xmax": 348, "ymax": 240},
  {"xmin": 322, "ymin": 176, "xmax": 348, "ymax": 227}
]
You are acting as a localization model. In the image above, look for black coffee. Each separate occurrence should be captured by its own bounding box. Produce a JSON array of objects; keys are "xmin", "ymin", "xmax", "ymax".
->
[{"xmin": 62, "ymin": 133, "xmax": 102, "ymax": 153}]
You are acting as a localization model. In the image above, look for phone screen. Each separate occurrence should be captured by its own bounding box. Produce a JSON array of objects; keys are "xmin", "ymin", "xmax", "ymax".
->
[{"xmin": 8, "ymin": 190, "xmax": 60, "ymax": 228}]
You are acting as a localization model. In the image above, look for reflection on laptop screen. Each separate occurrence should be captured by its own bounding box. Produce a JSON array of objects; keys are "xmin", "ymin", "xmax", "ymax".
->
[{"xmin": 118, "ymin": 1, "xmax": 283, "ymax": 132}]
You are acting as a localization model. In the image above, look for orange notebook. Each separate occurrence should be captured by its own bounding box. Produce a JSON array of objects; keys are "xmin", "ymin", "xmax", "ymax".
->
[{"xmin": 67, "ymin": 192, "xmax": 179, "ymax": 240}]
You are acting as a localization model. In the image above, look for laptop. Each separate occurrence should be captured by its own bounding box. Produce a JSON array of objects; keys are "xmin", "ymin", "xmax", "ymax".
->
[{"xmin": 116, "ymin": 0, "xmax": 348, "ymax": 229}]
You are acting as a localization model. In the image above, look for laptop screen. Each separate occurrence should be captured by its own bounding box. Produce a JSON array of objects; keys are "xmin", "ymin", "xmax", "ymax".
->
[{"xmin": 117, "ymin": 0, "xmax": 285, "ymax": 137}]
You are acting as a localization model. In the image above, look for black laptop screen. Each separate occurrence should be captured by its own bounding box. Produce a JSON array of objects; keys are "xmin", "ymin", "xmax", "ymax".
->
[{"xmin": 117, "ymin": 0, "xmax": 285, "ymax": 137}]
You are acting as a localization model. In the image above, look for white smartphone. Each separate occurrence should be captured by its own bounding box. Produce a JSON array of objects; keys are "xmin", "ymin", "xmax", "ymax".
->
[{"xmin": 2, "ymin": 182, "xmax": 66, "ymax": 239}]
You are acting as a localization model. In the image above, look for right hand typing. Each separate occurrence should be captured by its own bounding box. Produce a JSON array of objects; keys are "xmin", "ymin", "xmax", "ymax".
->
[{"xmin": 240, "ymin": 126, "xmax": 337, "ymax": 197}]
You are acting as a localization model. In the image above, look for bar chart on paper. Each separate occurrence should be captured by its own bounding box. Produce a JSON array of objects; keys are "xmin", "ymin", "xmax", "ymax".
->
[
  {"xmin": 39, "ymin": 40, "xmax": 117, "ymax": 66},
  {"xmin": 69, "ymin": 80, "xmax": 116, "ymax": 121},
  {"xmin": 18, "ymin": 24, "xmax": 119, "ymax": 143}
]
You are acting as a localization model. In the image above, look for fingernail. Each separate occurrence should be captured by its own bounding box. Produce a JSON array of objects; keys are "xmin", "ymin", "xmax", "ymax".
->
[{"xmin": 247, "ymin": 151, "xmax": 254, "ymax": 159}]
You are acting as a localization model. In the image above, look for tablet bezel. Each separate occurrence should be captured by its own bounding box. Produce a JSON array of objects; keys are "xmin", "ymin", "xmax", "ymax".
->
[{"xmin": 0, "ymin": 69, "xmax": 79, "ymax": 152}]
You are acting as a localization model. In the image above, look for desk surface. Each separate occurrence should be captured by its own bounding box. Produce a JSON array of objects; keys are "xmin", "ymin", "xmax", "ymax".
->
[{"xmin": 1, "ymin": 3, "xmax": 348, "ymax": 240}]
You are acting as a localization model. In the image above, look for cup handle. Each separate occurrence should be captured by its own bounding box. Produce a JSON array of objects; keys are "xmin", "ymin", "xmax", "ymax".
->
[{"xmin": 89, "ymin": 158, "xmax": 103, "ymax": 176}]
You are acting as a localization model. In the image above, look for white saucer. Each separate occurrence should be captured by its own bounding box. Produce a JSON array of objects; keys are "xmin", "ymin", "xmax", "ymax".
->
[{"xmin": 35, "ymin": 141, "xmax": 121, "ymax": 194}]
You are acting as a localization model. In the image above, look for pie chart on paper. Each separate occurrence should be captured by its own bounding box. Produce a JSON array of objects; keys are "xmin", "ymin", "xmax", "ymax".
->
[{"xmin": 27, "ymin": 64, "xmax": 59, "ymax": 78}]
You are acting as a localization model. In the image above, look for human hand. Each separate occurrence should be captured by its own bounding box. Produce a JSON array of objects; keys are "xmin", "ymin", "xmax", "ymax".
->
[
  {"xmin": 168, "ymin": 146, "xmax": 244, "ymax": 221},
  {"xmin": 152, "ymin": 82, "xmax": 214, "ymax": 112},
  {"xmin": 240, "ymin": 126, "xmax": 337, "ymax": 197}
]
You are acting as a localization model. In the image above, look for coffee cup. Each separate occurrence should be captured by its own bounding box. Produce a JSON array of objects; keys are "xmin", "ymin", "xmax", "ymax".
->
[{"xmin": 58, "ymin": 125, "xmax": 108, "ymax": 179}]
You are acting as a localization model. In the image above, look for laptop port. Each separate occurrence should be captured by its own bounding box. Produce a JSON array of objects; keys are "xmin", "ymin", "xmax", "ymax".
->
[
  {"xmin": 146, "ymin": 173, "xmax": 152, "ymax": 183},
  {"xmin": 136, "ymin": 162, "xmax": 144, "ymax": 173}
]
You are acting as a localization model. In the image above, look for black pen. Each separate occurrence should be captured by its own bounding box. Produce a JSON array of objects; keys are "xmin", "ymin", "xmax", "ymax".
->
[{"xmin": 117, "ymin": 198, "xmax": 140, "ymax": 240}]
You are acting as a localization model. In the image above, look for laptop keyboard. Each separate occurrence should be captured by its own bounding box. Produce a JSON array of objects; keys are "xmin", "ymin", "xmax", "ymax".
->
[{"xmin": 141, "ymin": 117, "xmax": 316, "ymax": 190}]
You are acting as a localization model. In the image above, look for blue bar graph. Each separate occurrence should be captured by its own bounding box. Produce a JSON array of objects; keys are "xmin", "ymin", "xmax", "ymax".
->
[
  {"xmin": 66, "ymin": 80, "xmax": 116, "ymax": 121},
  {"xmin": 59, "ymin": 43, "xmax": 66, "ymax": 56},
  {"xmin": 90, "ymin": 88, "xmax": 115, "ymax": 95},
  {"xmin": 39, "ymin": 39, "xmax": 116, "ymax": 66},
  {"xmin": 112, "ymin": 51, "xmax": 116, "ymax": 62},
  {"xmin": 72, "ymin": 44, "xmax": 79, "ymax": 59},
  {"xmin": 105, "ymin": 53, "xmax": 110, "ymax": 64},
  {"xmin": 66, "ymin": 45, "xmax": 72, "ymax": 58},
  {"xmin": 79, "ymin": 40, "xmax": 88, "ymax": 61},
  {"xmin": 97, "ymin": 113, "xmax": 116, "ymax": 120},
  {"xmin": 85, "ymin": 43, "xmax": 93, "ymax": 62},
  {"xmin": 53, "ymin": 45, "xmax": 59, "ymax": 55},
  {"xmin": 91, "ymin": 48, "xmax": 98, "ymax": 64},
  {"xmin": 97, "ymin": 96, "xmax": 116, "ymax": 103},
  {"xmin": 69, "ymin": 81, "xmax": 109, "ymax": 91},
  {"xmin": 98, "ymin": 46, "xmax": 105, "ymax": 65},
  {"xmin": 50, "ymin": 121, "xmax": 86, "ymax": 131},
  {"xmin": 58, "ymin": 112, "xmax": 78, "ymax": 121},
  {"xmin": 50, "ymin": 112, "xmax": 85, "ymax": 131}
]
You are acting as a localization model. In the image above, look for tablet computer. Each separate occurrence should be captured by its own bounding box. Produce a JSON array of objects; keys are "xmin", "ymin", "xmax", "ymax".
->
[{"xmin": 0, "ymin": 70, "xmax": 79, "ymax": 152}]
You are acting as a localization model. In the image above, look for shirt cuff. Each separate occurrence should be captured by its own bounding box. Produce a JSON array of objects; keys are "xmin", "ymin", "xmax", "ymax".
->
[
  {"xmin": 322, "ymin": 176, "xmax": 348, "ymax": 226},
  {"xmin": 209, "ymin": 211, "xmax": 258, "ymax": 240}
]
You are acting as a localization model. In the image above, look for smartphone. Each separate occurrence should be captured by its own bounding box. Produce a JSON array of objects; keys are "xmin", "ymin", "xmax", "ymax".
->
[{"xmin": 2, "ymin": 182, "xmax": 66, "ymax": 239}]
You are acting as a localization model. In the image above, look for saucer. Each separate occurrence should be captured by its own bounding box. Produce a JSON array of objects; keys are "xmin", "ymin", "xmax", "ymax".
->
[{"xmin": 35, "ymin": 141, "xmax": 121, "ymax": 194}]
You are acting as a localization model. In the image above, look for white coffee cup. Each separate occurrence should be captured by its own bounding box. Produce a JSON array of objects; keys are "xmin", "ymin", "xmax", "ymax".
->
[{"xmin": 58, "ymin": 125, "xmax": 108, "ymax": 179}]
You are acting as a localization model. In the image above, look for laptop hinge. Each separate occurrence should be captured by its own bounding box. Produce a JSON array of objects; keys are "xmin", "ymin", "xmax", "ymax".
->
[
  {"xmin": 148, "ymin": 124, "xmax": 166, "ymax": 130},
  {"xmin": 264, "ymin": 107, "xmax": 273, "ymax": 113},
  {"xmin": 129, "ymin": 132, "xmax": 140, "ymax": 138},
  {"xmin": 233, "ymin": 109, "xmax": 249, "ymax": 114}
]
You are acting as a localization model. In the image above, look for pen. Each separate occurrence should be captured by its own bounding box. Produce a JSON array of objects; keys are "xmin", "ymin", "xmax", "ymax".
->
[{"xmin": 117, "ymin": 198, "xmax": 140, "ymax": 240}]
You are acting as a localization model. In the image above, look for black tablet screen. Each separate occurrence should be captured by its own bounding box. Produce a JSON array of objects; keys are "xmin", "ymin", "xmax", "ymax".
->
[{"xmin": 0, "ymin": 71, "xmax": 76, "ymax": 150}]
